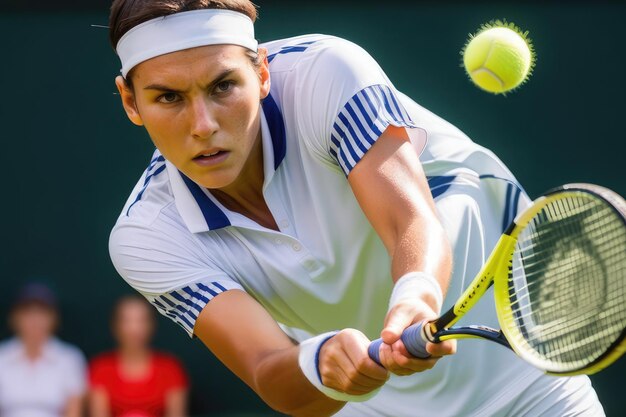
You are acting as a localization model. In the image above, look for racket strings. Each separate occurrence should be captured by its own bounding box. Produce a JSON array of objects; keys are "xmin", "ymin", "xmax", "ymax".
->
[{"xmin": 504, "ymin": 194, "xmax": 626, "ymax": 371}]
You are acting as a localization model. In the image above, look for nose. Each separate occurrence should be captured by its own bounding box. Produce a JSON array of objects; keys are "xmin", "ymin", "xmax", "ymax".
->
[{"xmin": 189, "ymin": 97, "xmax": 218, "ymax": 140}]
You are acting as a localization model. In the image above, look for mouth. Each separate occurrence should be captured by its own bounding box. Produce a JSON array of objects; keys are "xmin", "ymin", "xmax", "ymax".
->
[{"xmin": 193, "ymin": 149, "xmax": 229, "ymax": 166}]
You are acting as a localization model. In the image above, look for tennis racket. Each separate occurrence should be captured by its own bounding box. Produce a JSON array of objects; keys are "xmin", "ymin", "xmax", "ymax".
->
[{"xmin": 368, "ymin": 183, "xmax": 626, "ymax": 375}]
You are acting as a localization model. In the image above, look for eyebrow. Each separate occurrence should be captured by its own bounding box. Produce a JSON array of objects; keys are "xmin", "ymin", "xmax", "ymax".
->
[{"xmin": 143, "ymin": 68, "xmax": 237, "ymax": 92}]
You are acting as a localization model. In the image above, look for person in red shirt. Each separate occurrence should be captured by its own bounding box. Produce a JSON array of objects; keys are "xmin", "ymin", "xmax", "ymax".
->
[{"xmin": 89, "ymin": 296, "xmax": 189, "ymax": 417}]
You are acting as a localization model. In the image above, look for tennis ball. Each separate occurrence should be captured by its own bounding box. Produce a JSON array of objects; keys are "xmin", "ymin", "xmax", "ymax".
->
[{"xmin": 462, "ymin": 20, "xmax": 535, "ymax": 94}]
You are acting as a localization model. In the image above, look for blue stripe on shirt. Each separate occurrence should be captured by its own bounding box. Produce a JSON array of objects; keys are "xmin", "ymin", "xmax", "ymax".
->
[
  {"xmin": 150, "ymin": 282, "xmax": 233, "ymax": 337},
  {"xmin": 331, "ymin": 84, "xmax": 416, "ymax": 175},
  {"xmin": 126, "ymin": 161, "xmax": 167, "ymax": 216},
  {"xmin": 267, "ymin": 41, "xmax": 318, "ymax": 63}
]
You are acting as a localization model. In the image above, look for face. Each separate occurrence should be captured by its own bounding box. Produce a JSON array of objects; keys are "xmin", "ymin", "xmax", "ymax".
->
[
  {"xmin": 116, "ymin": 45, "xmax": 271, "ymax": 190},
  {"xmin": 11, "ymin": 303, "xmax": 57, "ymax": 346},
  {"xmin": 113, "ymin": 300, "xmax": 154, "ymax": 349}
]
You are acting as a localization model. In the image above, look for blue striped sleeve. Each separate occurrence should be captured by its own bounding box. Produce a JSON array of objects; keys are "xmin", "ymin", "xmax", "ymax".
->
[
  {"xmin": 330, "ymin": 84, "xmax": 416, "ymax": 175},
  {"xmin": 149, "ymin": 281, "xmax": 241, "ymax": 338}
]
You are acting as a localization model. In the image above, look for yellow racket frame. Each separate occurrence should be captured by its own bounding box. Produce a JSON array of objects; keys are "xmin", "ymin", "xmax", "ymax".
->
[
  {"xmin": 427, "ymin": 187, "xmax": 626, "ymax": 375},
  {"xmin": 494, "ymin": 190, "xmax": 626, "ymax": 375}
]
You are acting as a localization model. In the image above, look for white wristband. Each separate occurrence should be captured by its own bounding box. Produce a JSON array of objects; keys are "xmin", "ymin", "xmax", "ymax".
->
[
  {"xmin": 389, "ymin": 272, "xmax": 444, "ymax": 313},
  {"xmin": 298, "ymin": 332, "xmax": 381, "ymax": 403}
]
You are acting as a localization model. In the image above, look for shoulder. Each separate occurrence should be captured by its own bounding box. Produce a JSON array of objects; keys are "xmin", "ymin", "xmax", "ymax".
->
[
  {"xmin": 115, "ymin": 152, "xmax": 176, "ymax": 229},
  {"xmin": 90, "ymin": 351, "xmax": 117, "ymax": 368},
  {"xmin": 110, "ymin": 200, "xmax": 192, "ymax": 260},
  {"xmin": 50, "ymin": 338, "xmax": 86, "ymax": 366},
  {"xmin": 153, "ymin": 352, "xmax": 185, "ymax": 369},
  {"xmin": 152, "ymin": 352, "xmax": 188, "ymax": 384},
  {"xmin": 0, "ymin": 338, "xmax": 19, "ymax": 361},
  {"xmin": 109, "ymin": 166, "xmax": 207, "ymax": 296},
  {"xmin": 89, "ymin": 352, "xmax": 118, "ymax": 383},
  {"xmin": 89, "ymin": 352, "xmax": 119, "ymax": 377},
  {"xmin": 263, "ymin": 34, "xmax": 373, "ymax": 74},
  {"xmin": 110, "ymin": 154, "xmax": 202, "ymax": 261}
]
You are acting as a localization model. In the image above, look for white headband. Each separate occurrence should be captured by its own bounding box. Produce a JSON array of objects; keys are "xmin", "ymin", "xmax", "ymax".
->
[{"xmin": 116, "ymin": 9, "xmax": 258, "ymax": 77}]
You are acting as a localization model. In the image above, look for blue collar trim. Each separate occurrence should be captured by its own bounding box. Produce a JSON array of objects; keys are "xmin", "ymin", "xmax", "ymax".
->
[
  {"xmin": 262, "ymin": 93, "xmax": 287, "ymax": 169},
  {"xmin": 180, "ymin": 173, "xmax": 231, "ymax": 230}
]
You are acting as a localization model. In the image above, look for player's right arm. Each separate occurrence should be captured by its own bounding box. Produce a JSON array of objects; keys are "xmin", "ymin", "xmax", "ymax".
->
[{"xmin": 194, "ymin": 289, "xmax": 388, "ymax": 416}]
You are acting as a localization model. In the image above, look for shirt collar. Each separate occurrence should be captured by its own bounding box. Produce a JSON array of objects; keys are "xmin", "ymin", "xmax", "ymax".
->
[{"xmin": 169, "ymin": 95, "xmax": 287, "ymax": 233}]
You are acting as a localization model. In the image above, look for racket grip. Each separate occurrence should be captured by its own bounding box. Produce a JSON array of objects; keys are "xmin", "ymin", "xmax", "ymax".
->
[
  {"xmin": 368, "ymin": 322, "xmax": 431, "ymax": 366},
  {"xmin": 401, "ymin": 322, "xmax": 431, "ymax": 359},
  {"xmin": 368, "ymin": 339, "xmax": 385, "ymax": 365}
]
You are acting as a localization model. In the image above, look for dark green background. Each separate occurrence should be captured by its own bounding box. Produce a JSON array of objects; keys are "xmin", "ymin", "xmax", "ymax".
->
[{"xmin": 1, "ymin": 1, "xmax": 624, "ymax": 416}]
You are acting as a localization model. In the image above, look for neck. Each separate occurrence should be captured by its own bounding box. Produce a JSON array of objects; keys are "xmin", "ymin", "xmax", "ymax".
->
[
  {"xmin": 212, "ymin": 129, "xmax": 278, "ymax": 230},
  {"xmin": 119, "ymin": 345, "xmax": 150, "ymax": 360},
  {"xmin": 22, "ymin": 339, "xmax": 46, "ymax": 361}
]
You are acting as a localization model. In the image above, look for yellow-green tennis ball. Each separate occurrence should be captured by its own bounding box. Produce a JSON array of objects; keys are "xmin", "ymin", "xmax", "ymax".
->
[{"xmin": 463, "ymin": 21, "xmax": 535, "ymax": 94}]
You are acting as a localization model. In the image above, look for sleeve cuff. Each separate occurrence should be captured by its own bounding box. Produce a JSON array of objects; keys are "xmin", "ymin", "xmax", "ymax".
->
[{"xmin": 330, "ymin": 84, "xmax": 417, "ymax": 175}]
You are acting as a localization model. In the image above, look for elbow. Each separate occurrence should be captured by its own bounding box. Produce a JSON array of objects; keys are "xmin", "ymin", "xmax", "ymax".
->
[
  {"xmin": 259, "ymin": 400, "xmax": 338, "ymax": 417},
  {"xmin": 253, "ymin": 376, "xmax": 315, "ymax": 417}
]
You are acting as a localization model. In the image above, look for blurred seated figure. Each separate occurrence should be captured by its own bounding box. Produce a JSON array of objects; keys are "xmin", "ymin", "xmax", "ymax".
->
[
  {"xmin": 0, "ymin": 282, "xmax": 86, "ymax": 417},
  {"xmin": 89, "ymin": 296, "xmax": 188, "ymax": 417}
]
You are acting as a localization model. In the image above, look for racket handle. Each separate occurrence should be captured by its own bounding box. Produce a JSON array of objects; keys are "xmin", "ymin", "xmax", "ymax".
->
[
  {"xmin": 401, "ymin": 322, "xmax": 431, "ymax": 358},
  {"xmin": 368, "ymin": 322, "xmax": 431, "ymax": 366},
  {"xmin": 367, "ymin": 339, "xmax": 385, "ymax": 365}
]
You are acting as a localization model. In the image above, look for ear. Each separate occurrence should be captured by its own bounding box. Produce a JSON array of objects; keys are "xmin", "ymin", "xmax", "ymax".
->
[
  {"xmin": 257, "ymin": 47, "xmax": 271, "ymax": 100},
  {"xmin": 115, "ymin": 76, "xmax": 144, "ymax": 126}
]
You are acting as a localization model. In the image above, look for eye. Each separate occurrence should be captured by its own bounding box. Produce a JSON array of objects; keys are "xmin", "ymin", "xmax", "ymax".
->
[
  {"xmin": 156, "ymin": 92, "xmax": 181, "ymax": 104},
  {"xmin": 214, "ymin": 80, "xmax": 234, "ymax": 94}
]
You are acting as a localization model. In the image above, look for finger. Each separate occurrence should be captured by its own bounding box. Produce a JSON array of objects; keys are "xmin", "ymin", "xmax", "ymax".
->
[
  {"xmin": 321, "ymin": 345, "xmax": 382, "ymax": 388},
  {"xmin": 381, "ymin": 305, "xmax": 414, "ymax": 345},
  {"xmin": 342, "ymin": 332, "xmax": 389, "ymax": 382},
  {"xmin": 380, "ymin": 342, "xmax": 440, "ymax": 375},
  {"xmin": 322, "ymin": 364, "xmax": 378, "ymax": 395},
  {"xmin": 391, "ymin": 339, "xmax": 410, "ymax": 357},
  {"xmin": 389, "ymin": 346, "xmax": 440, "ymax": 373},
  {"xmin": 426, "ymin": 339, "xmax": 457, "ymax": 357},
  {"xmin": 320, "ymin": 349, "xmax": 380, "ymax": 393},
  {"xmin": 378, "ymin": 342, "xmax": 395, "ymax": 372}
]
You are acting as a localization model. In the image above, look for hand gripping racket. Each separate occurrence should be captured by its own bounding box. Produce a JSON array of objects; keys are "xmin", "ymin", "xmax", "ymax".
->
[{"xmin": 369, "ymin": 183, "xmax": 626, "ymax": 375}]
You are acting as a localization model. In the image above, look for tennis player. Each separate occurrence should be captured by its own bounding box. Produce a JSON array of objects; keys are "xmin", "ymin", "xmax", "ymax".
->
[{"xmin": 108, "ymin": 1, "xmax": 605, "ymax": 415}]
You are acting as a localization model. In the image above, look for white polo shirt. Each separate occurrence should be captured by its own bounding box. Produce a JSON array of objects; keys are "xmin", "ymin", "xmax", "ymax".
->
[
  {"xmin": 110, "ymin": 34, "xmax": 564, "ymax": 416},
  {"xmin": 0, "ymin": 338, "xmax": 86, "ymax": 417}
]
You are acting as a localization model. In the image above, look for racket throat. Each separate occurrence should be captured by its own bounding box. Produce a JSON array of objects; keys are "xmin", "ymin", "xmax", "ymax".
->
[
  {"xmin": 429, "ymin": 307, "xmax": 511, "ymax": 349},
  {"xmin": 435, "ymin": 326, "xmax": 512, "ymax": 349}
]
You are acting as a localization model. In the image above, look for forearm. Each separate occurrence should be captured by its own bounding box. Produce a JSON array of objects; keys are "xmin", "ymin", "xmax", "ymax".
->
[
  {"xmin": 196, "ymin": 291, "xmax": 345, "ymax": 417},
  {"xmin": 253, "ymin": 345, "xmax": 345, "ymax": 417},
  {"xmin": 390, "ymin": 215, "xmax": 452, "ymax": 303}
]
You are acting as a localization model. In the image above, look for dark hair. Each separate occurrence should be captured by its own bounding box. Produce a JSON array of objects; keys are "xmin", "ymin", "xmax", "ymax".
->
[{"xmin": 109, "ymin": 0, "xmax": 258, "ymax": 49}]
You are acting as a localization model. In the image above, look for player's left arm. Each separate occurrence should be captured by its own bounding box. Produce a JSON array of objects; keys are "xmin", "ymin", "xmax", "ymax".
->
[{"xmin": 348, "ymin": 125, "xmax": 456, "ymax": 374}]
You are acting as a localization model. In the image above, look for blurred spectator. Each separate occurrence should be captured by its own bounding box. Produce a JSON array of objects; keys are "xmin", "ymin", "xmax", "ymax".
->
[
  {"xmin": 0, "ymin": 282, "xmax": 86, "ymax": 417},
  {"xmin": 89, "ymin": 296, "xmax": 188, "ymax": 417}
]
